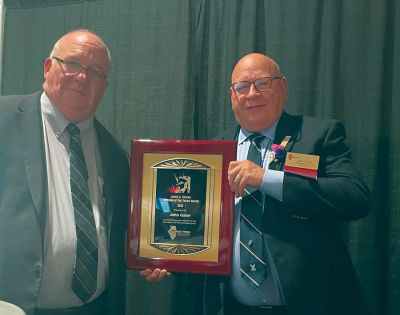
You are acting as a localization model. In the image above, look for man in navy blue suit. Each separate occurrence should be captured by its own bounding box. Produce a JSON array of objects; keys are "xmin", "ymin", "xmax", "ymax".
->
[{"xmin": 144, "ymin": 53, "xmax": 371, "ymax": 315}]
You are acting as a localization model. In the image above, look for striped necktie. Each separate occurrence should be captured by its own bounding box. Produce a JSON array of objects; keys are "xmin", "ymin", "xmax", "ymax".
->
[
  {"xmin": 66, "ymin": 123, "xmax": 98, "ymax": 303},
  {"xmin": 240, "ymin": 133, "xmax": 267, "ymax": 287}
]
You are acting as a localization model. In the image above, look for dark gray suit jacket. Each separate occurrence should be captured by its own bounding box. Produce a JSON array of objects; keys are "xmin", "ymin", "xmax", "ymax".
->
[
  {"xmin": 0, "ymin": 92, "xmax": 129, "ymax": 315},
  {"xmin": 202, "ymin": 111, "xmax": 371, "ymax": 315}
]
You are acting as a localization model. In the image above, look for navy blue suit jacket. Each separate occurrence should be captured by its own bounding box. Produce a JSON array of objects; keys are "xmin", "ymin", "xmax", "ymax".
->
[{"xmin": 202, "ymin": 112, "xmax": 371, "ymax": 315}]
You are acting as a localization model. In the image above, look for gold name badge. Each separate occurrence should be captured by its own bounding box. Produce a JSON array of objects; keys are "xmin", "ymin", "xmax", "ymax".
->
[
  {"xmin": 285, "ymin": 152, "xmax": 319, "ymax": 169},
  {"xmin": 284, "ymin": 152, "xmax": 320, "ymax": 179}
]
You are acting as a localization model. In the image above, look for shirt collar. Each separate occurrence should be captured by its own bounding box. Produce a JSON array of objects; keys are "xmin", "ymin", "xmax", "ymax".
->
[
  {"xmin": 41, "ymin": 92, "xmax": 94, "ymax": 137},
  {"xmin": 238, "ymin": 119, "xmax": 279, "ymax": 145}
]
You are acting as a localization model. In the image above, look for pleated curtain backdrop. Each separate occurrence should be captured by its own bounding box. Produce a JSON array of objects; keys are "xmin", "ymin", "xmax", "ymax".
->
[{"xmin": 2, "ymin": 1, "xmax": 399, "ymax": 315}]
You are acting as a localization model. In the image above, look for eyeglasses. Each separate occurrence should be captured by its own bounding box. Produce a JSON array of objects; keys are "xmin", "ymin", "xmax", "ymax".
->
[
  {"xmin": 231, "ymin": 76, "xmax": 284, "ymax": 96},
  {"xmin": 51, "ymin": 56, "xmax": 107, "ymax": 81}
]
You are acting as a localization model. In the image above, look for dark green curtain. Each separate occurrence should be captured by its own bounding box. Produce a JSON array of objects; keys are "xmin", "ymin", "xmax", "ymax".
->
[{"xmin": 2, "ymin": 1, "xmax": 399, "ymax": 314}]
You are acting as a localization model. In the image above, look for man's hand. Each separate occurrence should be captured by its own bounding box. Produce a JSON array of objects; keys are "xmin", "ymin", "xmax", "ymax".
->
[
  {"xmin": 228, "ymin": 160, "xmax": 265, "ymax": 197},
  {"xmin": 139, "ymin": 268, "xmax": 171, "ymax": 282}
]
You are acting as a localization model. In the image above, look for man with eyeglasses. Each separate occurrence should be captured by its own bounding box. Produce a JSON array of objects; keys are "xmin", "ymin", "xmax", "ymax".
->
[
  {"xmin": 195, "ymin": 53, "xmax": 371, "ymax": 315},
  {"xmin": 0, "ymin": 29, "xmax": 165, "ymax": 315}
]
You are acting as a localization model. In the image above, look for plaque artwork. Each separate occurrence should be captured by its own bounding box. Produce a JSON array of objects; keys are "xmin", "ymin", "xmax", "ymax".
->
[{"xmin": 151, "ymin": 158, "xmax": 212, "ymax": 254}]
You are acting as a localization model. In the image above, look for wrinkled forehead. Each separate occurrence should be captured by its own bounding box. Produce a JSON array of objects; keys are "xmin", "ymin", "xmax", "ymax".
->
[{"xmin": 232, "ymin": 56, "xmax": 279, "ymax": 82}]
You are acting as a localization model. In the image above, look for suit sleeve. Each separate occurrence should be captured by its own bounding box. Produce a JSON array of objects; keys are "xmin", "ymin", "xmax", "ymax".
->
[{"xmin": 279, "ymin": 120, "xmax": 370, "ymax": 221}]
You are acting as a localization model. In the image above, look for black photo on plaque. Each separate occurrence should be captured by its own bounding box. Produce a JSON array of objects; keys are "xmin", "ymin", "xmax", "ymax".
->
[{"xmin": 151, "ymin": 158, "xmax": 211, "ymax": 254}]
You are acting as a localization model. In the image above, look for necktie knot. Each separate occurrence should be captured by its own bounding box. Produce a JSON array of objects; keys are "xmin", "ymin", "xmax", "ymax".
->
[
  {"xmin": 66, "ymin": 123, "xmax": 80, "ymax": 137},
  {"xmin": 247, "ymin": 133, "xmax": 265, "ymax": 167},
  {"xmin": 66, "ymin": 123, "xmax": 87, "ymax": 179},
  {"xmin": 248, "ymin": 133, "xmax": 265, "ymax": 149}
]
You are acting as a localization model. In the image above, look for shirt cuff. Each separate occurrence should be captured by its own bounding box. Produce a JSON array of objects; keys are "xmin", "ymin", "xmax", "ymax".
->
[{"xmin": 260, "ymin": 169, "xmax": 284, "ymax": 201}]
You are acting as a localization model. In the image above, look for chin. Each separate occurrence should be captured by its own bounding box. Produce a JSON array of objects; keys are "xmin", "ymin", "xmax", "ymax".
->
[
  {"xmin": 242, "ymin": 119, "xmax": 270, "ymax": 132},
  {"xmin": 241, "ymin": 123, "xmax": 261, "ymax": 132}
]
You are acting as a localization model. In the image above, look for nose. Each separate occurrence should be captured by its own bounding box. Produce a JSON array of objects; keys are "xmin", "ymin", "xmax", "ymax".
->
[
  {"xmin": 75, "ymin": 67, "xmax": 89, "ymax": 81},
  {"xmin": 247, "ymin": 83, "xmax": 258, "ymax": 96}
]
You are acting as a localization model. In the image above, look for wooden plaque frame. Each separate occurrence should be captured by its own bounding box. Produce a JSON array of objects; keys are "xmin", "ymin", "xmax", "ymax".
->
[{"xmin": 126, "ymin": 140, "xmax": 236, "ymax": 275}]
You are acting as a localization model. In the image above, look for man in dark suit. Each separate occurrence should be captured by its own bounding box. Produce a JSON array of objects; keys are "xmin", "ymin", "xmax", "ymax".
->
[
  {"xmin": 201, "ymin": 53, "xmax": 371, "ymax": 315},
  {"xmin": 0, "ymin": 29, "xmax": 128, "ymax": 315}
]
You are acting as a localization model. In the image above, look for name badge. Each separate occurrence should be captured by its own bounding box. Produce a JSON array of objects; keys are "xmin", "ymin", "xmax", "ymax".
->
[{"xmin": 284, "ymin": 152, "xmax": 319, "ymax": 180}]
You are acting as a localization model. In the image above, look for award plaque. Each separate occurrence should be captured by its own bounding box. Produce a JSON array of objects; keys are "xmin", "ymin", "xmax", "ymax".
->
[{"xmin": 126, "ymin": 140, "xmax": 236, "ymax": 275}]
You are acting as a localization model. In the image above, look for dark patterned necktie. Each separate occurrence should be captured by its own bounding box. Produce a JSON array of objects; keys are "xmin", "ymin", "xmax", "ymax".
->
[
  {"xmin": 66, "ymin": 123, "xmax": 98, "ymax": 303},
  {"xmin": 240, "ymin": 133, "xmax": 267, "ymax": 287}
]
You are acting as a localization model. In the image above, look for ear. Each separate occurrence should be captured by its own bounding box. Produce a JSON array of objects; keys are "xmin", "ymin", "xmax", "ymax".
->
[
  {"xmin": 282, "ymin": 76, "xmax": 288, "ymax": 88},
  {"xmin": 43, "ymin": 57, "xmax": 53, "ymax": 79},
  {"xmin": 282, "ymin": 77, "xmax": 288, "ymax": 101}
]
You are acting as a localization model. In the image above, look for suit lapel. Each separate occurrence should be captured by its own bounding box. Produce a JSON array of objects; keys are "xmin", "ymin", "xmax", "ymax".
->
[
  {"xmin": 94, "ymin": 120, "xmax": 115, "ymax": 245},
  {"xmin": 274, "ymin": 112, "xmax": 301, "ymax": 149},
  {"xmin": 14, "ymin": 92, "xmax": 48, "ymax": 237},
  {"xmin": 269, "ymin": 112, "xmax": 301, "ymax": 170}
]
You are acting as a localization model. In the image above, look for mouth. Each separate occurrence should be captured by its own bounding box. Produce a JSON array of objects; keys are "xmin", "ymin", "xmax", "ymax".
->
[
  {"xmin": 68, "ymin": 88, "xmax": 87, "ymax": 96},
  {"xmin": 245, "ymin": 104, "xmax": 265, "ymax": 110}
]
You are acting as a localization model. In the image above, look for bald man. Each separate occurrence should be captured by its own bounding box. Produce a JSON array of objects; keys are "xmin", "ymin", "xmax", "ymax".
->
[
  {"xmin": 0, "ymin": 30, "xmax": 127, "ymax": 315},
  {"xmin": 202, "ymin": 53, "xmax": 371, "ymax": 315}
]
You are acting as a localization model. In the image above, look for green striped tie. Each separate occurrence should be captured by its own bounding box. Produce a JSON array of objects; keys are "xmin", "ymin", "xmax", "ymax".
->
[{"xmin": 66, "ymin": 123, "xmax": 98, "ymax": 303}]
